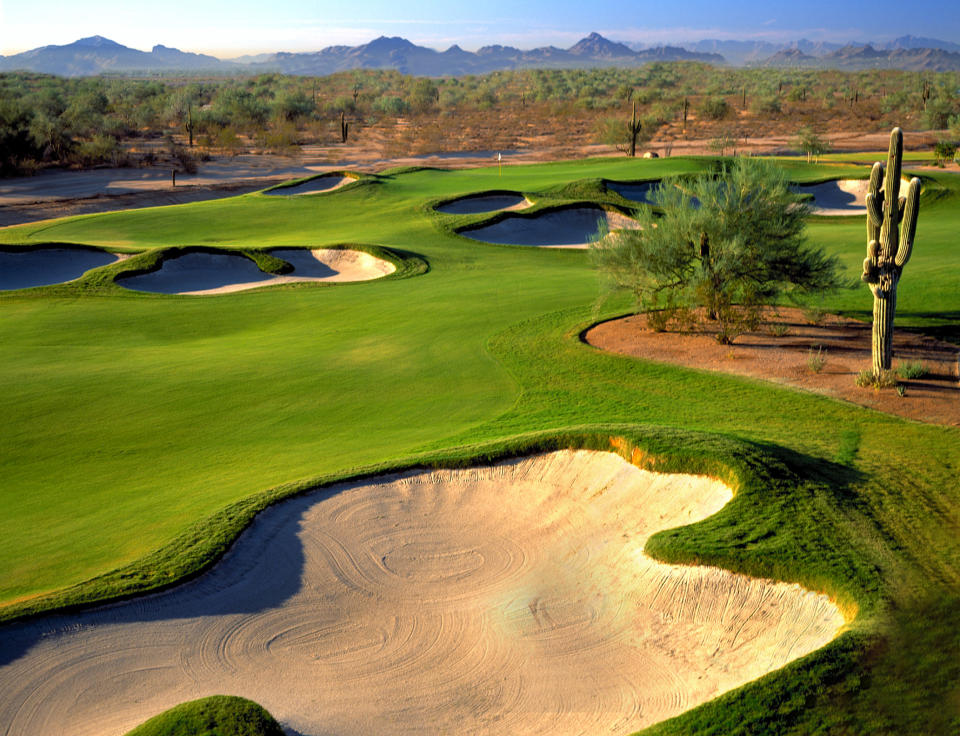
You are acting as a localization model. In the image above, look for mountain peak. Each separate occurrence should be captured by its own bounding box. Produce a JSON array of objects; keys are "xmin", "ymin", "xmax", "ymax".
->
[
  {"xmin": 73, "ymin": 36, "xmax": 123, "ymax": 48},
  {"xmin": 568, "ymin": 32, "xmax": 635, "ymax": 57}
]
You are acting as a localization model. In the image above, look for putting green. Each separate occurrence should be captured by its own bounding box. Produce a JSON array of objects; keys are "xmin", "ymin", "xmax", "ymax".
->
[{"xmin": 0, "ymin": 156, "xmax": 958, "ymax": 735}]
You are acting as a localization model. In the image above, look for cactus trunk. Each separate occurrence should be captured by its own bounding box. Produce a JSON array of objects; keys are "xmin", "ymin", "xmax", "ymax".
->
[
  {"xmin": 871, "ymin": 287, "xmax": 897, "ymax": 374},
  {"xmin": 861, "ymin": 127, "xmax": 921, "ymax": 378}
]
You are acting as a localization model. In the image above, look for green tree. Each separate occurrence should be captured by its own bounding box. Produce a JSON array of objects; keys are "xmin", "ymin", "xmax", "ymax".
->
[
  {"xmin": 795, "ymin": 126, "xmax": 830, "ymax": 162},
  {"xmin": 591, "ymin": 158, "xmax": 841, "ymax": 343}
]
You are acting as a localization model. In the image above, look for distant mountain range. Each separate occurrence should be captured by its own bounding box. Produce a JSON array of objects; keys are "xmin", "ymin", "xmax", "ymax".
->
[
  {"xmin": 2, "ymin": 32, "xmax": 960, "ymax": 77},
  {"xmin": 758, "ymin": 43, "xmax": 960, "ymax": 72}
]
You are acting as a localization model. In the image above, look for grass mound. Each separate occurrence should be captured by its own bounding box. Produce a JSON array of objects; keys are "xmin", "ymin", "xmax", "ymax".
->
[{"xmin": 124, "ymin": 696, "xmax": 284, "ymax": 736}]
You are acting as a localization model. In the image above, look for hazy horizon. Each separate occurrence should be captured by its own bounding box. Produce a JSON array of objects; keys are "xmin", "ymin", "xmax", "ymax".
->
[{"xmin": 2, "ymin": 0, "xmax": 959, "ymax": 57}]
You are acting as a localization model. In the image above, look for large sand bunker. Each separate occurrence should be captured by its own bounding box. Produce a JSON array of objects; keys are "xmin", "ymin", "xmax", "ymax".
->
[
  {"xmin": 0, "ymin": 247, "xmax": 119, "ymax": 291},
  {"xmin": 461, "ymin": 207, "xmax": 639, "ymax": 248},
  {"xmin": 0, "ymin": 450, "xmax": 843, "ymax": 736},
  {"xmin": 436, "ymin": 193, "xmax": 531, "ymax": 214},
  {"xmin": 263, "ymin": 175, "xmax": 355, "ymax": 196},
  {"xmin": 118, "ymin": 249, "xmax": 395, "ymax": 295}
]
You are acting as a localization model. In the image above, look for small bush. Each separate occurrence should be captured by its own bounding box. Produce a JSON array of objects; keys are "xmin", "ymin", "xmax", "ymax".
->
[
  {"xmin": 699, "ymin": 96, "xmax": 731, "ymax": 120},
  {"xmin": 896, "ymin": 360, "xmax": 927, "ymax": 379},
  {"xmin": 803, "ymin": 306, "xmax": 827, "ymax": 325},
  {"xmin": 897, "ymin": 384, "xmax": 907, "ymax": 397},
  {"xmin": 646, "ymin": 309, "xmax": 671, "ymax": 332},
  {"xmin": 807, "ymin": 346, "xmax": 826, "ymax": 373},
  {"xmin": 768, "ymin": 322, "xmax": 790, "ymax": 337},
  {"xmin": 856, "ymin": 368, "xmax": 899, "ymax": 389}
]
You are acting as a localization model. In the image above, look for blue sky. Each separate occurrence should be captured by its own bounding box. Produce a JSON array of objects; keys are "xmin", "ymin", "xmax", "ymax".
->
[{"xmin": 1, "ymin": 0, "xmax": 958, "ymax": 56}]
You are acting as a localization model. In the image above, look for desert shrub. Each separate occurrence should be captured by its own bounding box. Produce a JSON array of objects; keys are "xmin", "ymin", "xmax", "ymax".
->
[
  {"xmin": 923, "ymin": 98, "xmax": 955, "ymax": 130},
  {"xmin": 699, "ymin": 96, "xmax": 731, "ymax": 120},
  {"xmin": 896, "ymin": 361, "xmax": 927, "ymax": 379},
  {"xmin": 807, "ymin": 346, "xmax": 826, "ymax": 373},
  {"xmin": 591, "ymin": 158, "xmax": 840, "ymax": 345},
  {"xmin": 751, "ymin": 96, "xmax": 781, "ymax": 115},
  {"xmin": 856, "ymin": 368, "xmax": 899, "ymax": 389},
  {"xmin": 372, "ymin": 95, "xmax": 409, "ymax": 116}
]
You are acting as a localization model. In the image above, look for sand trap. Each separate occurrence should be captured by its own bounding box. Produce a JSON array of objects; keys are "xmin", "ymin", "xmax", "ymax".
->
[
  {"xmin": 0, "ymin": 450, "xmax": 843, "ymax": 736},
  {"xmin": 117, "ymin": 249, "xmax": 395, "ymax": 295},
  {"xmin": 607, "ymin": 180, "xmax": 659, "ymax": 204},
  {"xmin": 792, "ymin": 179, "xmax": 910, "ymax": 216},
  {"xmin": 436, "ymin": 193, "xmax": 531, "ymax": 214},
  {"xmin": 264, "ymin": 175, "xmax": 355, "ymax": 196},
  {"xmin": 0, "ymin": 248, "xmax": 119, "ymax": 291},
  {"xmin": 461, "ymin": 207, "xmax": 639, "ymax": 248}
]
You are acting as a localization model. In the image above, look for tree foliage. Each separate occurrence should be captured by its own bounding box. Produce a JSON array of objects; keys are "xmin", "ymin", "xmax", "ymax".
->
[{"xmin": 592, "ymin": 158, "xmax": 841, "ymax": 342}]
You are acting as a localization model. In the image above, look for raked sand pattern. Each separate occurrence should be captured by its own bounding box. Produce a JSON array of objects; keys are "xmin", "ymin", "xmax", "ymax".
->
[{"xmin": 0, "ymin": 450, "xmax": 844, "ymax": 736}]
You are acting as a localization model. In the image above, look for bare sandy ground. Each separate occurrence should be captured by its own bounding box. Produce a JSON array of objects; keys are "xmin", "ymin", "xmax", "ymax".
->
[
  {"xmin": 461, "ymin": 207, "xmax": 639, "ymax": 248},
  {"xmin": 0, "ymin": 450, "xmax": 844, "ymax": 736},
  {"xmin": 796, "ymin": 178, "xmax": 914, "ymax": 216},
  {"xmin": 262, "ymin": 175, "xmax": 355, "ymax": 196},
  {"xmin": 118, "ymin": 249, "xmax": 394, "ymax": 295},
  {"xmin": 0, "ymin": 247, "xmax": 121, "ymax": 290},
  {"xmin": 436, "ymin": 193, "xmax": 532, "ymax": 214}
]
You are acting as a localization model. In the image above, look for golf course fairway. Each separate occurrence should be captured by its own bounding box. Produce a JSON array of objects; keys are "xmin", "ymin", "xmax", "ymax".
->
[{"xmin": 0, "ymin": 156, "xmax": 958, "ymax": 735}]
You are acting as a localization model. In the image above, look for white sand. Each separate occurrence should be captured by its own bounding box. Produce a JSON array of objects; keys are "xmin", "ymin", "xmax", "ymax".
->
[
  {"xmin": 795, "ymin": 179, "xmax": 911, "ymax": 216},
  {"xmin": 117, "ymin": 249, "xmax": 395, "ymax": 295},
  {"xmin": 436, "ymin": 193, "xmax": 532, "ymax": 214},
  {"xmin": 0, "ymin": 248, "xmax": 120, "ymax": 291},
  {"xmin": 263, "ymin": 175, "xmax": 355, "ymax": 196},
  {"xmin": 461, "ymin": 207, "xmax": 640, "ymax": 248},
  {"xmin": 0, "ymin": 450, "xmax": 844, "ymax": 736}
]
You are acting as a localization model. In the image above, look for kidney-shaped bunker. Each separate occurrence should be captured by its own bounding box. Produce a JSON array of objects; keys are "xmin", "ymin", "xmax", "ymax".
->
[
  {"xmin": 460, "ymin": 206, "xmax": 638, "ymax": 249},
  {"xmin": 264, "ymin": 175, "xmax": 355, "ymax": 196},
  {"xmin": 118, "ymin": 249, "xmax": 396, "ymax": 295},
  {"xmin": 436, "ymin": 192, "xmax": 530, "ymax": 214},
  {"xmin": 0, "ymin": 247, "xmax": 119, "ymax": 291}
]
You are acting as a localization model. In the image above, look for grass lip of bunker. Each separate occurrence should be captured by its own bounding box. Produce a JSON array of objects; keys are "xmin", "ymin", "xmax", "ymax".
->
[
  {"xmin": 262, "ymin": 174, "xmax": 356, "ymax": 196},
  {"xmin": 435, "ymin": 191, "xmax": 531, "ymax": 214},
  {"xmin": 0, "ymin": 450, "xmax": 845, "ymax": 736},
  {"xmin": 0, "ymin": 246, "xmax": 120, "ymax": 291},
  {"xmin": 116, "ymin": 248, "xmax": 396, "ymax": 295},
  {"xmin": 458, "ymin": 204, "xmax": 638, "ymax": 248}
]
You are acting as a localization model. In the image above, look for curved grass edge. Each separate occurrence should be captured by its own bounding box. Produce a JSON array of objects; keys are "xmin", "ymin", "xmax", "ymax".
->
[
  {"xmin": 0, "ymin": 425, "xmax": 861, "ymax": 629},
  {"xmin": 0, "ymin": 242, "xmax": 427, "ymax": 298},
  {"xmin": 123, "ymin": 695, "xmax": 284, "ymax": 736}
]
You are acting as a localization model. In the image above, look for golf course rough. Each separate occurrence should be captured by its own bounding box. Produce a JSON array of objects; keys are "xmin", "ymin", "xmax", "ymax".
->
[{"xmin": 0, "ymin": 450, "xmax": 843, "ymax": 736}]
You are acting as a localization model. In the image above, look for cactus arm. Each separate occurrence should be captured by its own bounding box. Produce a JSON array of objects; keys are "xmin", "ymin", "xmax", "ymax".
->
[
  {"xmin": 884, "ymin": 127, "xmax": 903, "ymax": 208},
  {"xmin": 866, "ymin": 162, "xmax": 884, "ymax": 242},
  {"xmin": 896, "ymin": 177, "xmax": 920, "ymax": 267},
  {"xmin": 862, "ymin": 240, "xmax": 880, "ymax": 283},
  {"xmin": 866, "ymin": 192, "xmax": 883, "ymax": 227}
]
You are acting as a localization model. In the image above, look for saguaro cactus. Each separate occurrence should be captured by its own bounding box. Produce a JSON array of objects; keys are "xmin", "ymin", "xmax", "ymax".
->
[{"xmin": 861, "ymin": 127, "xmax": 921, "ymax": 375}]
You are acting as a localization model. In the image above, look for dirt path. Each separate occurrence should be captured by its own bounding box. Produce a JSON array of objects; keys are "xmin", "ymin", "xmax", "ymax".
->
[{"xmin": 0, "ymin": 450, "xmax": 843, "ymax": 736}]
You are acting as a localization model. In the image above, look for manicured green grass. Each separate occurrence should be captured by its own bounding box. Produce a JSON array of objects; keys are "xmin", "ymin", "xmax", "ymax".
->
[
  {"xmin": 124, "ymin": 695, "xmax": 284, "ymax": 736},
  {"xmin": 1, "ymin": 155, "xmax": 959, "ymax": 733}
]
